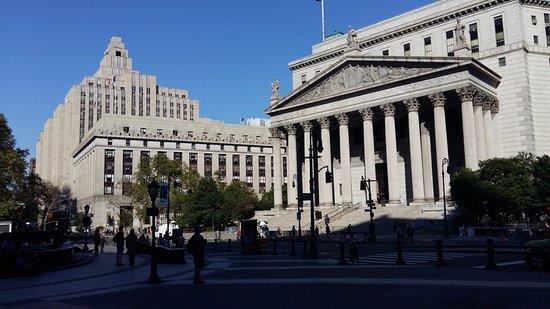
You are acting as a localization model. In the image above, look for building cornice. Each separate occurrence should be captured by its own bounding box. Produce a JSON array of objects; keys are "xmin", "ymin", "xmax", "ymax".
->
[{"xmin": 289, "ymin": 0, "xmax": 549, "ymax": 71}]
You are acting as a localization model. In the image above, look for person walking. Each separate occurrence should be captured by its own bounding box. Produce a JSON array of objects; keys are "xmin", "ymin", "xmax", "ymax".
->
[
  {"xmin": 314, "ymin": 226, "xmax": 320, "ymax": 240},
  {"xmin": 100, "ymin": 229, "xmax": 106, "ymax": 253},
  {"xmin": 187, "ymin": 225, "xmax": 206, "ymax": 284},
  {"xmin": 125, "ymin": 228, "xmax": 138, "ymax": 267},
  {"xmin": 291, "ymin": 225, "xmax": 296, "ymax": 239},
  {"xmin": 113, "ymin": 227, "xmax": 125, "ymax": 266},
  {"xmin": 406, "ymin": 222, "xmax": 415, "ymax": 243},
  {"xmin": 93, "ymin": 227, "xmax": 101, "ymax": 257}
]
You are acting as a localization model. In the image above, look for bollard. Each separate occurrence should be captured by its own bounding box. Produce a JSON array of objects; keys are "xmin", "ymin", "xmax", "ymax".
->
[
  {"xmin": 302, "ymin": 240, "xmax": 308, "ymax": 258},
  {"xmin": 214, "ymin": 239, "xmax": 218, "ymax": 252},
  {"xmin": 290, "ymin": 237, "xmax": 296, "ymax": 257},
  {"xmin": 271, "ymin": 237, "xmax": 278, "ymax": 255},
  {"xmin": 395, "ymin": 240, "xmax": 406, "ymax": 265},
  {"xmin": 435, "ymin": 239, "xmax": 446, "ymax": 267},
  {"xmin": 485, "ymin": 238, "xmax": 498, "ymax": 270},
  {"xmin": 227, "ymin": 239, "xmax": 232, "ymax": 252},
  {"xmin": 338, "ymin": 241, "xmax": 348, "ymax": 265}
]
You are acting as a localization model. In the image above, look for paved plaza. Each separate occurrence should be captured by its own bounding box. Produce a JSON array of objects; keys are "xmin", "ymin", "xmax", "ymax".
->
[{"xmin": 1, "ymin": 239, "xmax": 548, "ymax": 308}]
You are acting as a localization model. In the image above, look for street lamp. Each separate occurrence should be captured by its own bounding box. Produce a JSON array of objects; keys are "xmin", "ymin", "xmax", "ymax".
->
[
  {"xmin": 291, "ymin": 174, "xmax": 303, "ymax": 238},
  {"xmin": 83, "ymin": 204, "xmax": 91, "ymax": 252},
  {"xmin": 360, "ymin": 176, "xmax": 377, "ymax": 241},
  {"xmin": 147, "ymin": 179, "xmax": 161, "ymax": 284},
  {"xmin": 441, "ymin": 158, "xmax": 449, "ymax": 238}
]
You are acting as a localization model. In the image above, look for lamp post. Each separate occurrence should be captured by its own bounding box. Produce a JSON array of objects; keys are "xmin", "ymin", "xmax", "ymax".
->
[
  {"xmin": 305, "ymin": 130, "xmax": 323, "ymax": 258},
  {"xmin": 360, "ymin": 176, "xmax": 376, "ymax": 241},
  {"xmin": 83, "ymin": 204, "xmax": 91, "ymax": 252},
  {"xmin": 147, "ymin": 179, "xmax": 162, "ymax": 284},
  {"xmin": 441, "ymin": 158, "xmax": 449, "ymax": 238},
  {"xmin": 292, "ymin": 174, "xmax": 302, "ymax": 238}
]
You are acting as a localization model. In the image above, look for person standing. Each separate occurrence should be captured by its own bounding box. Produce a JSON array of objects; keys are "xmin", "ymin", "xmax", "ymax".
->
[
  {"xmin": 125, "ymin": 228, "xmax": 138, "ymax": 267},
  {"xmin": 113, "ymin": 227, "xmax": 125, "ymax": 266},
  {"xmin": 291, "ymin": 225, "xmax": 296, "ymax": 239},
  {"xmin": 406, "ymin": 222, "xmax": 415, "ymax": 243},
  {"xmin": 187, "ymin": 225, "xmax": 206, "ymax": 284},
  {"xmin": 100, "ymin": 228, "xmax": 106, "ymax": 253},
  {"xmin": 93, "ymin": 227, "xmax": 101, "ymax": 257}
]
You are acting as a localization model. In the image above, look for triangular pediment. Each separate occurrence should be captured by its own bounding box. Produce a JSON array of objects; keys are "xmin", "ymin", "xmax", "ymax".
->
[{"xmin": 267, "ymin": 55, "xmax": 478, "ymax": 114}]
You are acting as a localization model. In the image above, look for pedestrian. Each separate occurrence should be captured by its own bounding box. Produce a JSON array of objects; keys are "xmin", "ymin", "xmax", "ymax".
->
[
  {"xmin": 125, "ymin": 228, "xmax": 138, "ymax": 267},
  {"xmin": 113, "ymin": 226, "xmax": 125, "ymax": 266},
  {"xmin": 100, "ymin": 229, "xmax": 106, "ymax": 253},
  {"xmin": 291, "ymin": 225, "xmax": 296, "ymax": 238},
  {"xmin": 276, "ymin": 227, "xmax": 282, "ymax": 238},
  {"xmin": 349, "ymin": 238, "xmax": 359, "ymax": 264},
  {"xmin": 187, "ymin": 225, "xmax": 206, "ymax": 284},
  {"xmin": 325, "ymin": 224, "xmax": 330, "ymax": 239},
  {"xmin": 93, "ymin": 227, "xmax": 101, "ymax": 257},
  {"xmin": 406, "ymin": 222, "xmax": 415, "ymax": 243}
]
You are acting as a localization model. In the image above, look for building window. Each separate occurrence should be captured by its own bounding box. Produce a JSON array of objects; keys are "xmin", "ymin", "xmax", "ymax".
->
[
  {"xmin": 174, "ymin": 152, "xmax": 182, "ymax": 163},
  {"xmin": 104, "ymin": 149, "xmax": 115, "ymax": 195},
  {"xmin": 126, "ymin": 139, "xmax": 130, "ymax": 147},
  {"xmin": 107, "ymin": 138, "xmax": 113, "ymax": 146},
  {"xmin": 534, "ymin": 35, "xmax": 539, "ymax": 45},
  {"xmin": 532, "ymin": 15, "xmax": 537, "ymax": 25},
  {"xmin": 122, "ymin": 150, "xmax": 133, "ymax": 195},
  {"xmin": 157, "ymin": 151, "xmax": 166, "ymax": 157},
  {"xmin": 123, "ymin": 126, "xmax": 129, "ymax": 133},
  {"xmin": 140, "ymin": 150, "xmax": 150, "ymax": 166},
  {"xmin": 234, "ymin": 145, "xmax": 238, "ymax": 151},
  {"xmin": 232, "ymin": 155, "xmax": 240, "ymax": 180},
  {"xmin": 498, "ymin": 57, "xmax": 506, "ymax": 67},
  {"xmin": 157, "ymin": 129, "xmax": 163, "ymax": 135},
  {"xmin": 204, "ymin": 153, "xmax": 213, "ymax": 177},
  {"xmin": 140, "ymin": 128, "xmax": 146, "ymax": 135},
  {"xmin": 382, "ymin": 49, "xmax": 389, "ymax": 56},
  {"xmin": 423, "ymin": 37, "xmax": 432, "ymax": 56},
  {"xmin": 230, "ymin": 134, "xmax": 235, "ymax": 141},
  {"xmin": 143, "ymin": 140, "xmax": 148, "ymax": 147},
  {"xmin": 283, "ymin": 156, "xmax": 287, "ymax": 178},
  {"xmin": 218, "ymin": 154, "xmax": 226, "ymax": 181},
  {"xmin": 469, "ymin": 23, "xmax": 479, "ymax": 53},
  {"xmin": 247, "ymin": 146, "xmax": 251, "ymax": 152},
  {"xmin": 545, "ymin": 13, "xmax": 550, "ymax": 24},
  {"xmin": 206, "ymin": 144, "xmax": 210, "ymax": 150},
  {"xmin": 245, "ymin": 155, "xmax": 253, "ymax": 187},
  {"xmin": 202, "ymin": 132, "xmax": 208, "ymax": 139},
  {"xmin": 301, "ymin": 74, "xmax": 306, "ymax": 85},
  {"xmin": 191, "ymin": 143, "xmax": 196, "ymax": 150},
  {"xmin": 494, "ymin": 15, "xmax": 505, "ymax": 47},
  {"xmin": 189, "ymin": 153, "xmax": 198, "ymax": 171},
  {"xmin": 160, "ymin": 141, "xmax": 164, "ymax": 148},
  {"xmin": 220, "ymin": 144, "xmax": 224, "ymax": 151},
  {"xmin": 446, "ymin": 30, "xmax": 455, "ymax": 56},
  {"xmin": 176, "ymin": 142, "xmax": 181, "ymax": 149},
  {"xmin": 173, "ymin": 130, "xmax": 178, "ymax": 137},
  {"xmin": 217, "ymin": 132, "xmax": 222, "ymax": 139},
  {"xmin": 403, "ymin": 43, "xmax": 411, "ymax": 56},
  {"xmin": 188, "ymin": 131, "xmax": 194, "ymax": 138},
  {"xmin": 546, "ymin": 25, "xmax": 550, "ymax": 47}
]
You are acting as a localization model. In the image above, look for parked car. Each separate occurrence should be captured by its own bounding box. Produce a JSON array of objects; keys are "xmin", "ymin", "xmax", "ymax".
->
[{"xmin": 524, "ymin": 238, "xmax": 550, "ymax": 271}]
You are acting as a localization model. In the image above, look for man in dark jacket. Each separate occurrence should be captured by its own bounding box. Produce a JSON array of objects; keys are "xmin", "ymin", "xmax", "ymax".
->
[
  {"xmin": 113, "ymin": 227, "xmax": 125, "ymax": 266},
  {"xmin": 126, "ymin": 228, "xmax": 138, "ymax": 267},
  {"xmin": 93, "ymin": 227, "xmax": 101, "ymax": 257},
  {"xmin": 187, "ymin": 225, "xmax": 206, "ymax": 284}
]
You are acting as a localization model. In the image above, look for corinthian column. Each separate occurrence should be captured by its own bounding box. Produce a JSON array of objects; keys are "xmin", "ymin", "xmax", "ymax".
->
[
  {"xmin": 491, "ymin": 99, "xmax": 502, "ymax": 157},
  {"xmin": 359, "ymin": 107, "xmax": 377, "ymax": 202},
  {"xmin": 456, "ymin": 86, "xmax": 479, "ymax": 170},
  {"xmin": 428, "ymin": 92, "xmax": 449, "ymax": 200},
  {"xmin": 380, "ymin": 103, "xmax": 400, "ymax": 204},
  {"xmin": 301, "ymin": 121, "xmax": 313, "ymax": 206},
  {"xmin": 285, "ymin": 124, "xmax": 298, "ymax": 208},
  {"xmin": 336, "ymin": 113, "xmax": 353, "ymax": 204},
  {"xmin": 404, "ymin": 98, "xmax": 425, "ymax": 203},
  {"xmin": 270, "ymin": 128, "xmax": 283, "ymax": 210},
  {"xmin": 473, "ymin": 91, "xmax": 487, "ymax": 161},
  {"xmin": 420, "ymin": 122, "xmax": 434, "ymax": 201},
  {"xmin": 318, "ymin": 117, "xmax": 333, "ymax": 206},
  {"xmin": 483, "ymin": 101, "xmax": 494, "ymax": 158}
]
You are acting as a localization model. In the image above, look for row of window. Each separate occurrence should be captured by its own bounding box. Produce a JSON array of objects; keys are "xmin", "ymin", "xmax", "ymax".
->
[{"xmin": 107, "ymin": 137, "xmax": 270, "ymax": 153}]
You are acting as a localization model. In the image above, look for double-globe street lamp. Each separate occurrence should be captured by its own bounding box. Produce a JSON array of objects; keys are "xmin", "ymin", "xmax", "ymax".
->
[
  {"xmin": 147, "ymin": 179, "xmax": 162, "ymax": 284},
  {"xmin": 441, "ymin": 158, "xmax": 450, "ymax": 238}
]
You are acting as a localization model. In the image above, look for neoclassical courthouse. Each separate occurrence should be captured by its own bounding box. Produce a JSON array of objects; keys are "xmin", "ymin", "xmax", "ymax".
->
[
  {"xmin": 35, "ymin": 38, "xmax": 286, "ymax": 226},
  {"xmin": 36, "ymin": 0, "xmax": 549, "ymax": 227},
  {"xmin": 265, "ymin": 0, "xmax": 549, "ymax": 215}
]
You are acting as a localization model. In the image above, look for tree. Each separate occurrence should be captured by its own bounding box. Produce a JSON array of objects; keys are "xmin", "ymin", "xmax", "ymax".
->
[
  {"xmin": 256, "ymin": 188, "xmax": 274, "ymax": 211},
  {"xmin": 177, "ymin": 177, "xmax": 222, "ymax": 229},
  {"xmin": 220, "ymin": 181, "xmax": 257, "ymax": 224}
]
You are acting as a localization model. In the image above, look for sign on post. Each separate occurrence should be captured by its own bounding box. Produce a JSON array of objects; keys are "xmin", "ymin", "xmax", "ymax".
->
[{"xmin": 159, "ymin": 182, "xmax": 169, "ymax": 207}]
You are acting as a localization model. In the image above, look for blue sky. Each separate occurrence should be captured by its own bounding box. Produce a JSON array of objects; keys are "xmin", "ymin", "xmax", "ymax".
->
[{"xmin": 0, "ymin": 0, "xmax": 432, "ymax": 156}]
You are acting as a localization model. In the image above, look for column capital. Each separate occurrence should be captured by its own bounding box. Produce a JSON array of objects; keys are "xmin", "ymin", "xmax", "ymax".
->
[
  {"xmin": 284, "ymin": 124, "xmax": 297, "ymax": 135},
  {"xmin": 300, "ymin": 120, "xmax": 313, "ymax": 132},
  {"xmin": 482, "ymin": 100, "xmax": 492, "ymax": 111},
  {"xmin": 404, "ymin": 98, "xmax": 420, "ymax": 113},
  {"xmin": 473, "ymin": 90, "xmax": 487, "ymax": 107},
  {"xmin": 455, "ymin": 85, "xmax": 477, "ymax": 102},
  {"xmin": 428, "ymin": 92, "xmax": 446, "ymax": 108},
  {"xmin": 269, "ymin": 127, "xmax": 281, "ymax": 138},
  {"xmin": 318, "ymin": 117, "xmax": 331, "ymax": 129},
  {"xmin": 359, "ymin": 107, "xmax": 374, "ymax": 121},
  {"xmin": 380, "ymin": 103, "xmax": 395, "ymax": 117},
  {"xmin": 490, "ymin": 98, "xmax": 500, "ymax": 114},
  {"xmin": 335, "ymin": 113, "xmax": 349, "ymax": 126}
]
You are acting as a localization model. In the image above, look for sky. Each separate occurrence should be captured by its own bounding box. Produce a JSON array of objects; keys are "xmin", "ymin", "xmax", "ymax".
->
[{"xmin": 0, "ymin": 0, "xmax": 432, "ymax": 156}]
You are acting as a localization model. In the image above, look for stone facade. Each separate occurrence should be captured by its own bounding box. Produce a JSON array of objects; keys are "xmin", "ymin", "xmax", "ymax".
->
[{"xmin": 36, "ymin": 37, "xmax": 287, "ymax": 227}]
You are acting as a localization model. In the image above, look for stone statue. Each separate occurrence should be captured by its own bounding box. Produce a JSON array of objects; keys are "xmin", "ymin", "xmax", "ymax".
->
[
  {"xmin": 454, "ymin": 19, "xmax": 468, "ymax": 48},
  {"xmin": 345, "ymin": 26, "xmax": 359, "ymax": 51},
  {"xmin": 271, "ymin": 78, "xmax": 279, "ymax": 100}
]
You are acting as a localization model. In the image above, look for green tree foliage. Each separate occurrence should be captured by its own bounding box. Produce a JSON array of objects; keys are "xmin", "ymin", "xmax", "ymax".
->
[
  {"xmin": 451, "ymin": 153, "xmax": 549, "ymax": 226},
  {"xmin": 178, "ymin": 177, "xmax": 222, "ymax": 229},
  {"xmin": 256, "ymin": 188, "xmax": 274, "ymax": 211},
  {"xmin": 220, "ymin": 181, "xmax": 257, "ymax": 224}
]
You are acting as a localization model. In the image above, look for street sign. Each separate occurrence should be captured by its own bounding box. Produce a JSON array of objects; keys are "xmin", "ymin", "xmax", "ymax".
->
[
  {"xmin": 146, "ymin": 207, "xmax": 159, "ymax": 217},
  {"xmin": 159, "ymin": 182, "xmax": 169, "ymax": 207}
]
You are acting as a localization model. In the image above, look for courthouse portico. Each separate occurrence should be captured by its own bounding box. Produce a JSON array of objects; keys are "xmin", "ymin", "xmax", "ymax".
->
[{"xmin": 266, "ymin": 54, "xmax": 501, "ymax": 208}]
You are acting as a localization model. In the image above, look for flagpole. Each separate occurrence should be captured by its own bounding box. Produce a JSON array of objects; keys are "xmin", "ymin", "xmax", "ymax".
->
[{"xmin": 321, "ymin": 0, "xmax": 325, "ymax": 42}]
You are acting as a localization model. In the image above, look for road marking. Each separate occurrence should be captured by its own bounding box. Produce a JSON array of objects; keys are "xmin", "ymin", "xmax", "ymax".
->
[
  {"xmin": 175, "ymin": 277, "xmax": 550, "ymax": 289},
  {"xmin": 471, "ymin": 260, "xmax": 525, "ymax": 269},
  {"xmin": 222, "ymin": 265, "xmax": 428, "ymax": 270}
]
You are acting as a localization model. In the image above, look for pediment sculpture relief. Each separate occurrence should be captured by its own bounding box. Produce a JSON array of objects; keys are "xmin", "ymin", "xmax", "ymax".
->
[{"xmin": 291, "ymin": 64, "xmax": 434, "ymax": 105}]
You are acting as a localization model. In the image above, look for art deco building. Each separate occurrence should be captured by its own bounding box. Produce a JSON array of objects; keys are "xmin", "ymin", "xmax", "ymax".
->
[{"xmin": 36, "ymin": 37, "xmax": 287, "ymax": 226}]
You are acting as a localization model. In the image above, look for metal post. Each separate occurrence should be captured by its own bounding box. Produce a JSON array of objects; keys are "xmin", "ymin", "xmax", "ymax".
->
[
  {"xmin": 435, "ymin": 239, "xmax": 446, "ymax": 267},
  {"xmin": 320, "ymin": 0, "xmax": 325, "ymax": 42},
  {"xmin": 308, "ymin": 132, "xmax": 318, "ymax": 258},
  {"xmin": 485, "ymin": 238, "xmax": 498, "ymax": 270},
  {"xmin": 214, "ymin": 238, "xmax": 218, "ymax": 252},
  {"xmin": 148, "ymin": 202, "xmax": 161, "ymax": 284},
  {"xmin": 442, "ymin": 158, "xmax": 449, "ymax": 238}
]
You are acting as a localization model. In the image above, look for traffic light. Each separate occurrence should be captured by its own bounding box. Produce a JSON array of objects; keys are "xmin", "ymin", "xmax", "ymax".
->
[{"xmin": 325, "ymin": 170, "xmax": 333, "ymax": 183}]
